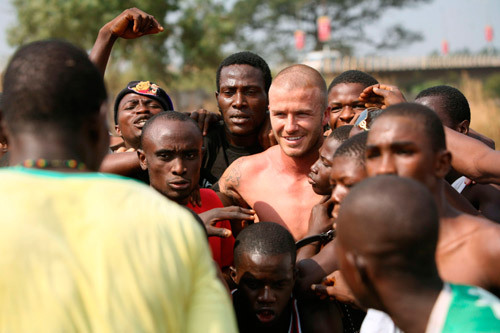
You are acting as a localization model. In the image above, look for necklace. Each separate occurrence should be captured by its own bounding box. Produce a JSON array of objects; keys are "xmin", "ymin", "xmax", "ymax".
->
[{"xmin": 20, "ymin": 159, "xmax": 87, "ymax": 171}]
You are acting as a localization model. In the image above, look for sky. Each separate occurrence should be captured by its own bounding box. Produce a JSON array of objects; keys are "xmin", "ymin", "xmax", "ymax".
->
[{"xmin": 0, "ymin": 0, "xmax": 498, "ymax": 66}]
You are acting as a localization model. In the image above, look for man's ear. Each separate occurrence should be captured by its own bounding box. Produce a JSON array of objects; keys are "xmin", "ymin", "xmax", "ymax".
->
[
  {"xmin": 322, "ymin": 105, "xmax": 331, "ymax": 127},
  {"xmin": 435, "ymin": 150, "xmax": 452, "ymax": 179},
  {"xmin": 215, "ymin": 91, "xmax": 219, "ymax": 100},
  {"xmin": 137, "ymin": 149, "xmax": 148, "ymax": 171},
  {"xmin": 456, "ymin": 120, "xmax": 470, "ymax": 135},
  {"xmin": 346, "ymin": 251, "xmax": 369, "ymax": 288},
  {"xmin": 230, "ymin": 266, "xmax": 239, "ymax": 285},
  {"xmin": 115, "ymin": 124, "xmax": 122, "ymax": 137}
]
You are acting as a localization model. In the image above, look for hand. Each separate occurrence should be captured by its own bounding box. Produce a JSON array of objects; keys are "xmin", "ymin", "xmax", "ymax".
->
[
  {"xmin": 115, "ymin": 147, "xmax": 136, "ymax": 153},
  {"xmin": 307, "ymin": 195, "xmax": 334, "ymax": 235},
  {"xmin": 189, "ymin": 185, "xmax": 202, "ymax": 207},
  {"xmin": 359, "ymin": 84, "xmax": 406, "ymax": 109},
  {"xmin": 105, "ymin": 8, "xmax": 164, "ymax": 40},
  {"xmin": 311, "ymin": 270, "xmax": 359, "ymax": 307},
  {"xmin": 258, "ymin": 115, "xmax": 277, "ymax": 150},
  {"xmin": 188, "ymin": 109, "xmax": 221, "ymax": 136},
  {"xmin": 199, "ymin": 206, "xmax": 256, "ymax": 237}
]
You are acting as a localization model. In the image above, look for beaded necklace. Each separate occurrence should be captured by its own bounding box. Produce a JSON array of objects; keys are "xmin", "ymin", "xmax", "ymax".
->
[{"xmin": 20, "ymin": 159, "xmax": 87, "ymax": 171}]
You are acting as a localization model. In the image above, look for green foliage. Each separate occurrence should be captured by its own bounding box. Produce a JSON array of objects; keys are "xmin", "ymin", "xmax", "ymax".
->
[
  {"xmin": 484, "ymin": 73, "xmax": 500, "ymax": 99},
  {"xmin": 229, "ymin": 0, "xmax": 429, "ymax": 63},
  {"xmin": 8, "ymin": 0, "xmax": 430, "ymax": 94}
]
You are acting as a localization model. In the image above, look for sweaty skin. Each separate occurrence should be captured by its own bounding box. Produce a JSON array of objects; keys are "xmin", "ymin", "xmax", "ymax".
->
[
  {"xmin": 219, "ymin": 70, "xmax": 328, "ymax": 240},
  {"xmin": 219, "ymin": 146, "xmax": 323, "ymax": 240},
  {"xmin": 366, "ymin": 115, "xmax": 500, "ymax": 297}
]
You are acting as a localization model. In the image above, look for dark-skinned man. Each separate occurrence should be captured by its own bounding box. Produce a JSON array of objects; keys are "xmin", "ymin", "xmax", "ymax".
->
[
  {"xmin": 0, "ymin": 39, "xmax": 236, "ymax": 332},
  {"xmin": 137, "ymin": 111, "xmax": 255, "ymax": 270},
  {"xmin": 360, "ymin": 103, "xmax": 500, "ymax": 331},
  {"xmin": 200, "ymin": 51, "xmax": 274, "ymax": 188},
  {"xmin": 415, "ymin": 85, "xmax": 500, "ymax": 223},
  {"xmin": 336, "ymin": 176, "xmax": 500, "ymax": 333}
]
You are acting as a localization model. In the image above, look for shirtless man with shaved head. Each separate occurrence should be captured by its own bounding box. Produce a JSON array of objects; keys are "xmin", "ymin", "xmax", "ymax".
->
[{"xmin": 219, "ymin": 64, "xmax": 329, "ymax": 240}]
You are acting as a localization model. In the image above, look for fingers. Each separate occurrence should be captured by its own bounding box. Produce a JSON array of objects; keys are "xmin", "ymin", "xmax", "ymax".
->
[
  {"xmin": 206, "ymin": 225, "xmax": 232, "ymax": 238},
  {"xmin": 111, "ymin": 8, "xmax": 164, "ymax": 39},
  {"xmin": 203, "ymin": 114, "xmax": 212, "ymax": 136},
  {"xmin": 214, "ymin": 206, "xmax": 257, "ymax": 221}
]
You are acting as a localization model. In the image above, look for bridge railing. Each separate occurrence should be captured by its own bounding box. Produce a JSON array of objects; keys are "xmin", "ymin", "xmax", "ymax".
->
[{"xmin": 302, "ymin": 55, "xmax": 500, "ymax": 74}]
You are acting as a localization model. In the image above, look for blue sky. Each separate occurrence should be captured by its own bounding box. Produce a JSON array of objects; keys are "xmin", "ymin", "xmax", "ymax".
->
[{"xmin": 0, "ymin": 0, "xmax": 498, "ymax": 65}]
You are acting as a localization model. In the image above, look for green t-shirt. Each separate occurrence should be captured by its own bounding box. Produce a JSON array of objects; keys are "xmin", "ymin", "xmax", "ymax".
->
[{"xmin": 427, "ymin": 283, "xmax": 500, "ymax": 332}]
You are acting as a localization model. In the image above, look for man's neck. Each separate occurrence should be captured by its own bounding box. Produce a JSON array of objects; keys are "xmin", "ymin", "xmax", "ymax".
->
[
  {"xmin": 224, "ymin": 128, "xmax": 260, "ymax": 148},
  {"xmin": 7, "ymin": 134, "xmax": 90, "ymax": 172},
  {"xmin": 380, "ymin": 277, "xmax": 443, "ymax": 333},
  {"xmin": 278, "ymin": 143, "xmax": 322, "ymax": 176}
]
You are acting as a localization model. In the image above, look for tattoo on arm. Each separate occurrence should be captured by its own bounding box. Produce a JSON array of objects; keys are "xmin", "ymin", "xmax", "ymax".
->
[{"xmin": 220, "ymin": 158, "xmax": 246, "ymax": 207}]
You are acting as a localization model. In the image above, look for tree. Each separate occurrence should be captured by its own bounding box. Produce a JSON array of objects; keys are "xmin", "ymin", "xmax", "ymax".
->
[
  {"xmin": 8, "ymin": 0, "xmax": 176, "ymax": 88},
  {"xmin": 229, "ymin": 0, "xmax": 430, "ymax": 63}
]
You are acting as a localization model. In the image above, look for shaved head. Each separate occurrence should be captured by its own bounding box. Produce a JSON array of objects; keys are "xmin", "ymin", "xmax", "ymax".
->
[
  {"xmin": 337, "ymin": 175, "xmax": 439, "ymax": 278},
  {"xmin": 271, "ymin": 64, "xmax": 327, "ymax": 110}
]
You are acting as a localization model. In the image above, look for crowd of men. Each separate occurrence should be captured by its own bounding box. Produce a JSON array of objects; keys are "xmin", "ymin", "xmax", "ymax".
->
[{"xmin": 1, "ymin": 7, "xmax": 500, "ymax": 333}]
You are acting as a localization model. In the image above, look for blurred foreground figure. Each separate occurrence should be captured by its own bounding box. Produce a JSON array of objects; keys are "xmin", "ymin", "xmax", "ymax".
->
[
  {"xmin": 336, "ymin": 176, "xmax": 500, "ymax": 333},
  {"xmin": 0, "ymin": 40, "xmax": 236, "ymax": 332}
]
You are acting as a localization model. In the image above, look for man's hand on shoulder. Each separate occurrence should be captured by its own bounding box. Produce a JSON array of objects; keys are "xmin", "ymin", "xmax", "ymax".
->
[{"xmin": 187, "ymin": 109, "xmax": 221, "ymax": 136}]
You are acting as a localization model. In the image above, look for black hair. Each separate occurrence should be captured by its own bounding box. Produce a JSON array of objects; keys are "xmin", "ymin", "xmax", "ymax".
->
[
  {"xmin": 140, "ymin": 111, "xmax": 201, "ymax": 149},
  {"xmin": 329, "ymin": 125, "xmax": 353, "ymax": 143},
  {"xmin": 233, "ymin": 222, "xmax": 296, "ymax": 267},
  {"xmin": 2, "ymin": 40, "xmax": 106, "ymax": 134},
  {"xmin": 334, "ymin": 131, "xmax": 368, "ymax": 164},
  {"xmin": 216, "ymin": 51, "xmax": 272, "ymax": 93},
  {"xmin": 379, "ymin": 103, "xmax": 446, "ymax": 152},
  {"xmin": 328, "ymin": 70, "xmax": 378, "ymax": 93},
  {"xmin": 415, "ymin": 85, "xmax": 470, "ymax": 127}
]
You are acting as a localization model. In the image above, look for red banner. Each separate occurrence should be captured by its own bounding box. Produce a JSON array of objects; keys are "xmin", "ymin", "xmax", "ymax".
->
[
  {"xmin": 295, "ymin": 30, "xmax": 305, "ymax": 50},
  {"xmin": 485, "ymin": 25, "xmax": 493, "ymax": 42},
  {"xmin": 441, "ymin": 40, "xmax": 449, "ymax": 55},
  {"xmin": 317, "ymin": 16, "xmax": 331, "ymax": 42}
]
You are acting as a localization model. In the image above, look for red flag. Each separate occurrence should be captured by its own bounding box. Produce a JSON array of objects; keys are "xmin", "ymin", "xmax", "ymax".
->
[
  {"xmin": 441, "ymin": 40, "xmax": 449, "ymax": 55},
  {"xmin": 295, "ymin": 30, "xmax": 305, "ymax": 50},
  {"xmin": 485, "ymin": 25, "xmax": 493, "ymax": 42},
  {"xmin": 317, "ymin": 16, "xmax": 331, "ymax": 42}
]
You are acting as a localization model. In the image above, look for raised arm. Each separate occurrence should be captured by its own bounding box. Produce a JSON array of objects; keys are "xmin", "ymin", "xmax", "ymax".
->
[
  {"xmin": 445, "ymin": 126, "xmax": 500, "ymax": 184},
  {"xmin": 89, "ymin": 8, "xmax": 163, "ymax": 76}
]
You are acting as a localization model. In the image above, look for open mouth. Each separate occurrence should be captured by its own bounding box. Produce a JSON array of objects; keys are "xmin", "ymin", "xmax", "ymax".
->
[
  {"xmin": 256, "ymin": 309, "xmax": 276, "ymax": 323},
  {"xmin": 133, "ymin": 116, "xmax": 150, "ymax": 128}
]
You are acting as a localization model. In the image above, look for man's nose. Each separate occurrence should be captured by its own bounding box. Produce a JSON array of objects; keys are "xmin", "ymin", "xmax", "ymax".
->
[
  {"xmin": 171, "ymin": 157, "xmax": 186, "ymax": 175},
  {"xmin": 257, "ymin": 286, "xmax": 276, "ymax": 304},
  {"xmin": 376, "ymin": 154, "xmax": 397, "ymax": 175},
  {"xmin": 232, "ymin": 91, "xmax": 246, "ymax": 109},
  {"xmin": 338, "ymin": 106, "xmax": 355, "ymax": 124},
  {"xmin": 310, "ymin": 160, "xmax": 320, "ymax": 174},
  {"xmin": 135, "ymin": 101, "xmax": 152, "ymax": 113},
  {"xmin": 284, "ymin": 114, "xmax": 299, "ymax": 133}
]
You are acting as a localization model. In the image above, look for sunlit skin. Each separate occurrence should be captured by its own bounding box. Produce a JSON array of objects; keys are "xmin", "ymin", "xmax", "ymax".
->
[
  {"xmin": 231, "ymin": 252, "xmax": 295, "ymax": 330},
  {"xmin": 270, "ymin": 86, "xmax": 328, "ymax": 158},
  {"xmin": 116, "ymin": 94, "xmax": 164, "ymax": 149},
  {"xmin": 308, "ymin": 138, "xmax": 342, "ymax": 195},
  {"xmin": 328, "ymin": 83, "xmax": 366, "ymax": 129},
  {"xmin": 138, "ymin": 119, "xmax": 202, "ymax": 205},
  {"xmin": 217, "ymin": 64, "xmax": 268, "ymax": 146},
  {"xmin": 365, "ymin": 116, "xmax": 441, "ymax": 192},
  {"xmin": 330, "ymin": 156, "xmax": 368, "ymax": 220}
]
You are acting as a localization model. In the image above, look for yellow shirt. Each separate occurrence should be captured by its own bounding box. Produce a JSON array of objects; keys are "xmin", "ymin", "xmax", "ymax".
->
[{"xmin": 0, "ymin": 167, "xmax": 237, "ymax": 333}]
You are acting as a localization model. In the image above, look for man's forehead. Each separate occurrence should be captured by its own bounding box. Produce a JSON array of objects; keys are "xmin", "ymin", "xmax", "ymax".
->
[
  {"xmin": 328, "ymin": 83, "xmax": 366, "ymax": 101},
  {"xmin": 144, "ymin": 120, "xmax": 201, "ymax": 146},
  {"xmin": 369, "ymin": 116, "xmax": 424, "ymax": 142},
  {"xmin": 220, "ymin": 64, "xmax": 264, "ymax": 84},
  {"xmin": 119, "ymin": 93, "xmax": 157, "ymax": 107}
]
